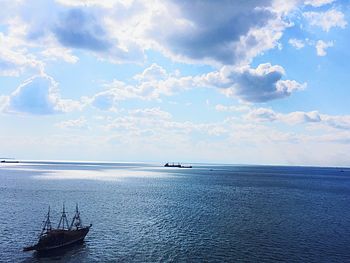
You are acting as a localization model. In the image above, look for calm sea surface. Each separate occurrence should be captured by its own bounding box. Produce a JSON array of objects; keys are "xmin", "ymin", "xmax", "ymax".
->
[{"xmin": 0, "ymin": 162, "xmax": 350, "ymax": 262}]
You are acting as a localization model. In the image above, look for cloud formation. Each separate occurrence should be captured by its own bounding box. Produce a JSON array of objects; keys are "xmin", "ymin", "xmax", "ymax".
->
[
  {"xmin": 304, "ymin": 9, "xmax": 347, "ymax": 32},
  {"xmin": 288, "ymin": 38, "xmax": 334, "ymax": 57},
  {"xmin": 1, "ymin": 0, "xmax": 332, "ymax": 70},
  {"xmin": 304, "ymin": 0, "xmax": 335, "ymax": 7},
  {"xmin": 56, "ymin": 117, "xmax": 88, "ymax": 129},
  {"xmin": 53, "ymin": 8, "xmax": 111, "ymax": 51},
  {"xmin": 0, "ymin": 49, "xmax": 29, "ymax": 76},
  {"xmin": 56, "ymin": 0, "xmax": 122, "ymax": 8},
  {"xmin": 87, "ymin": 63, "xmax": 305, "ymax": 106},
  {"xmin": 8, "ymin": 1, "xmax": 145, "ymax": 64},
  {"xmin": 134, "ymin": 63, "xmax": 168, "ymax": 81},
  {"xmin": 1, "ymin": 75, "xmax": 81, "ymax": 115},
  {"xmin": 243, "ymin": 108, "xmax": 321, "ymax": 124},
  {"xmin": 1, "ymin": 0, "xmax": 344, "ymax": 71},
  {"xmin": 148, "ymin": 0, "xmax": 290, "ymax": 65},
  {"xmin": 0, "ymin": 0, "xmax": 349, "ymax": 166},
  {"xmin": 232, "ymin": 106, "xmax": 350, "ymax": 131},
  {"xmin": 288, "ymin": 38, "xmax": 305, "ymax": 49},
  {"xmin": 40, "ymin": 46, "xmax": 79, "ymax": 63},
  {"xmin": 315, "ymin": 40, "xmax": 333, "ymax": 56},
  {"xmin": 205, "ymin": 63, "xmax": 306, "ymax": 102},
  {"xmin": 246, "ymin": 108, "xmax": 278, "ymax": 122},
  {"xmin": 0, "ymin": 31, "xmax": 44, "ymax": 76}
]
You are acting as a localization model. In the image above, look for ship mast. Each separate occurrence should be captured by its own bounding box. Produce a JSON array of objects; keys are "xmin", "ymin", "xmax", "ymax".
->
[
  {"xmin": 40, "ymin": 206, "xmax": 52, "ymax": 236},
  {"xmin": 57, "ymin": 203, "xmax": 70, "ymax": 230},
  {"xmin": 70, "ymin": 203, "xmax": 83, "ymax": 230}
]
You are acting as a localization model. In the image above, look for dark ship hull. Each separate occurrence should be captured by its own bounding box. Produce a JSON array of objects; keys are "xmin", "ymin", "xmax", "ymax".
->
[
  {"xmin": 24, "ymin": 226, "xmax": 91, "ymax": 252},
  {"xmin": 164, "ymin": 163, "xmax": 192, "ymax": 168}
]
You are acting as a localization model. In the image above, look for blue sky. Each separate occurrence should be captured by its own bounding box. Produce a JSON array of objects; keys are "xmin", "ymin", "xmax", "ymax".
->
[{"xmin": 1, "ymin": 0, "xmax": 350, "ymax": 166}]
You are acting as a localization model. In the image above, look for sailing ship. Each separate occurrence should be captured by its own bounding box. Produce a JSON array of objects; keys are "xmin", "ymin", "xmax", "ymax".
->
[{"xmin": 23, "ymin": 204, "xmax": 92, "ymax": 252}]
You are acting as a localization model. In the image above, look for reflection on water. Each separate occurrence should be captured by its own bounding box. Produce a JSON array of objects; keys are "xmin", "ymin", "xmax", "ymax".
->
[
  {"xmin": 33, "ymin": 168, "xmax": 178, "ymax": 181},
  {"xmin": 0, "ymin": 162, "xmax": 350, "ymax": 262},
  {"xmin": 6, "ymin": 162, "xmax": 180, "ymax": 181},
  {"xmin": 30, "ymin": 242, "xmax": 88, "ymax": 262}
]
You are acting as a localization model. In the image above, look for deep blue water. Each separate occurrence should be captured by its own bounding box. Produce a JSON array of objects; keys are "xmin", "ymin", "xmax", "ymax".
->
[{"xmin": 0, "ymin": 162, "xmax": 350, "ymax": 262}]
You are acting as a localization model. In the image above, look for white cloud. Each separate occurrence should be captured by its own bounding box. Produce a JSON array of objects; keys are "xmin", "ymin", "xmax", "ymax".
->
[
  {"xmin": 244, "ymin": 108, "xmax": 322, "ymax": 125},
  {"xmin": 1, "ymin": 74, "xmax": 82, "ymax": 115},
  {"xmin": 315, "ymin": 40, "xmax": 333, "ymax": 56},
  {"xmin": 3, "ymin": 102, "xmax": 350, "ymax": 165},
  {"xmin": 50, "ymin": 7, "xmax": 143, "ymax": 65},
  {"xmin": 4, "ymin": 1, "xmax": 146, "ymax": 64},
  {"xmin": 0, "ymin": 48, "xmax": 32, "ymax": 76},
  {"xmin": 282, "ymin": 110, "xmax": 322, "ymax": 124},
  {"xmin": 6, "ymin": 75, "xmax": 61, "ymax": 114},
  {"xmin": 205, "ymin": 63, "xmax": 306, "ymax": 102},
  {"xmin": 146, "ymin": 0, "xmax": 294, "ymax": 65},
  {"xmin": 304, "ymin": 0, "xmax": 335, "ymax": 7},
  {"xmin": 322, "ymin": 115, "xmax": 350, "ymax": 130},
  {"xmin": 283, "ymin": 111, "xmax": 350, "ymax": 131},
  {"xmin": 0, "ymin": 31, "xmax": 44, "ymax": 76},
  {"xmin": 89, "ymin": 68, "xmax": 199, "ymax": 108},
  {"xmin": 133, "ymin": 63, "xmax": 168, "ymax": 81},
  {"xmin": 288, "ymin": 38, "xmax": 335, "ymax": 56},
  {"xmin": 2, "ymin": 0, "xmax": 341, "ymax": 70},
  {"xmin": 0, "ymin": 96, "xmax": 9, "ymax": 112},
  {"xmin": 90, "ymin": 92, "xmax": 117, "ymax": 111},
  {"xmin": 288, "ymin": 38, "xmax": 305, "ymax": 49},
  {"xmin": 246, "ymin": 108, "xmax": 278, "ymax": 122},
  {"xmin": 95, "ymin": 105, "xmax": 350, "ymax": 165},
  {"xmin": 1, "ymin": 1, "xmax": 349, "ymax": 167},
  {"xmin": 241, "ymin": 107, "xmax": 350, "ymax": 131},
  {"xmin": 41, "ymin": 47, "xmax": 79, "ymax": 63},
  {"xmin": 129, "ymin": 107, "xmax": 172, "ymax": 120},
  {"xmin": 0, "ymin": 0, "xmax": 302, "ymax": 67},
  {"xmin": 55, "ymin": 0, "xmax": 128, "ymax": 8},
  {"xmin": 57, "ymin": 98, "xmax": 84, "ymax": 113},
  {"xmin": 215, "ymin": 104, "xmax": 251, "ymax": 113},
  {"xmin": 304, "ymin": 9, "xmax": 347, "ymax": 32},
  {"xmin": 56, "ymin": 117, "xmax": 88, "ymax": 129},
  {"xmin": 103, "ymin": 106, "xmax": 230, "ymax": 143},
  {"xmin": 88, "ymin": 63, "xmax": 305, "ymax": 107},
  {"xmin": 88, "ymin": 80, "xmax": 156, "ymax": 111}
]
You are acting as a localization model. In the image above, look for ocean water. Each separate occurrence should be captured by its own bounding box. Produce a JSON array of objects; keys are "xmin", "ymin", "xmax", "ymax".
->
[{"xmin": 0, "ymin": 162, "xmax": 350, "ymax": 262}]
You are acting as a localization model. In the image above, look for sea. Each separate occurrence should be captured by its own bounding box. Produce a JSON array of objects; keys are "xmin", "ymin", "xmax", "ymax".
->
[{"xmin": 0, "ymin": 161, "xmax": 350, "ymax": 262}]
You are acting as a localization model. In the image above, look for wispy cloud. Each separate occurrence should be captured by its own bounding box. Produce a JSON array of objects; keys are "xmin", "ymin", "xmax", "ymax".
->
[
  {"xmin": 304, "ymin": 0, "xmax": 335, "ymax": 7},
  {"xmin": 315, "ymin": 40, "xmax": 334, "ymax": 56},
  {"xmin": 56, "ymin": 117, "xmax": 89, "ymax": 130},
  {"xmin": 288, "ymin": 38, "xmax": 305, "ymax": 49},
  {"xmin": 304, "ymin": 9, "xmax": 347, "ymax": 32}
]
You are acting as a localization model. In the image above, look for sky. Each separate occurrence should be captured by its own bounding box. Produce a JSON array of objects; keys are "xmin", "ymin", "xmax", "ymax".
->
[{"xmin": 0, "ymin": 0, "xmax": 350, "ymax": 166}]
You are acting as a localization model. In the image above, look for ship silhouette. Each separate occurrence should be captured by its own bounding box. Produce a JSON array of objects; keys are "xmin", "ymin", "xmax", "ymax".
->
[
  {"xmin": 164, "ymin": 162, "xmax": 192, "ymax": 168},
  {"xmin": 23, "ymin": 204, "xmax": 92, "ymax": 252}
]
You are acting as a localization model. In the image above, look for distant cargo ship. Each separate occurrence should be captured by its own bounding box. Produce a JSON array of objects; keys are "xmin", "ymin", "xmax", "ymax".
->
[
  {"xmin": 23, "ymin": 204, "xmax": 92, "ymax": 252},
  {"xmin": 1, "ymin": 159, "xmax": 19, "ymax": 163},
  {"xmin": 164, "ymin": 162, "xmax": 192, "ymax": 168}
]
